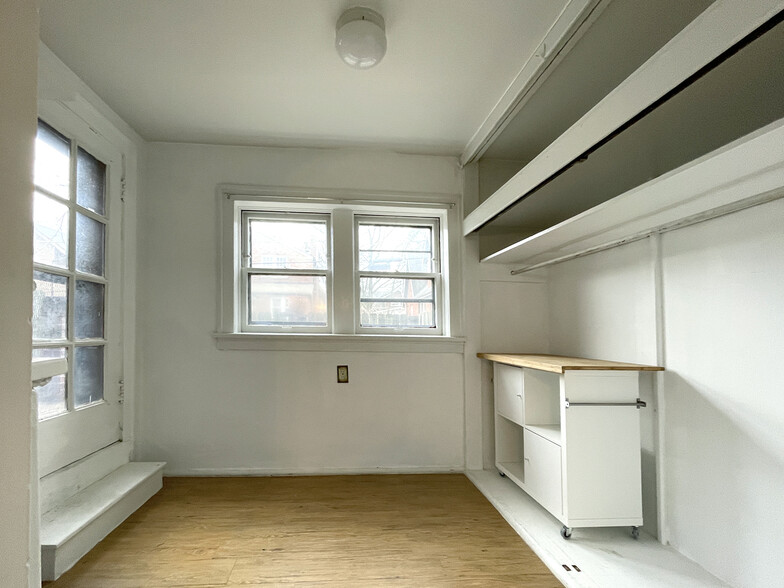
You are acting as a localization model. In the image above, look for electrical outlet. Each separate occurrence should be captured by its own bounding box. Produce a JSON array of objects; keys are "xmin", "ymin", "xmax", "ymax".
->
[{"xmin": 337, "ymin": 365, "xmax": 349, "ymax": 383}]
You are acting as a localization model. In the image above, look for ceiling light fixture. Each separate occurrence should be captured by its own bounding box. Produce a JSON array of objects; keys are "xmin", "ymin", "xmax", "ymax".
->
[{"xmin": 335, "ymin": 7, "xmax": 386, "ymax": 69}]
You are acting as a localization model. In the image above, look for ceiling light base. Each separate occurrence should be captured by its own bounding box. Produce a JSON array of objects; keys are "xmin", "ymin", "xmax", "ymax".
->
[{"xmin": 335, "ymin": 7, "xmax": 387, "ymax": 69}]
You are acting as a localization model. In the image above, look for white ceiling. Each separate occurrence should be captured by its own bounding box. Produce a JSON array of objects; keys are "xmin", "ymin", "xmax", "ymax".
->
[{"xmin": 38, "ymin": 0, "xmax": 569, "ymax": 155}]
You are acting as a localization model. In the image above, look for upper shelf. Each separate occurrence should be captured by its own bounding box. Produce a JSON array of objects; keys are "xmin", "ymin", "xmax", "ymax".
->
[
  {"xmin": 485, "ymin": 117, "xmax": 784, "ymax": 268},
  {"xmin": 477, "ymin": 353, "xmax": 663, "ymax": 373},
  {"xmin": 463, "ymin": 0, "xmax": 784, "ymax": 265}
]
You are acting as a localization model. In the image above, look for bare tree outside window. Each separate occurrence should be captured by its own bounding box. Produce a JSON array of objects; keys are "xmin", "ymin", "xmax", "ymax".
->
[{"xmin": 357, "ymin": 219, "xmax": 439, "ymax": 329}]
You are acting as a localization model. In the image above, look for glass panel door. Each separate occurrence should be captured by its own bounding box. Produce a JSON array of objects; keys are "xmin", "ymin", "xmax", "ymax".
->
[{"xmin": 33, "ymin": 119, "xmax": 124, "ymax": 476}]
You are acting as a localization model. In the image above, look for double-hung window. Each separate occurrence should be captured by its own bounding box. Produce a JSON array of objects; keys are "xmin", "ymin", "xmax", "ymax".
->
[
  {"xmin": 356, "ymin": 216, "xmax": 441, "ymax": 331},
  {"xmin": 242, "ymin": 212, "xmax": 331, "ymax": 332},
  {"xmin": 223, "ymin": 193, "xmax": 452, "ymax": 337}
]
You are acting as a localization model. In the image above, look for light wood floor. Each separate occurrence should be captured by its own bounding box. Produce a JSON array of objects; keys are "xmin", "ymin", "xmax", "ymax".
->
[{"xmin": 46, "ymin": 475, "xmax": 561, "ymax": 587}]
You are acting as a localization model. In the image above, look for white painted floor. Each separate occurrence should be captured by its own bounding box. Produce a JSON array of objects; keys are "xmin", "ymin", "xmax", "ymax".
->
[{"xmin": 467, "ymin": 470, "xmax": 727, "ymax": 588}]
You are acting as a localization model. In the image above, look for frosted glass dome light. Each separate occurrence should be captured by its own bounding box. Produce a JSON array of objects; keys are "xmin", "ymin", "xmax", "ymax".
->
[{"xmin": 335, "ymin": 7, "xmax": 386, "ymax": 69}]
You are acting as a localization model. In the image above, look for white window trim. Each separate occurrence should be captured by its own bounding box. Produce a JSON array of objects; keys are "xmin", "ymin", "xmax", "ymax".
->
[
  {"xmin": 215, "ymin": 184, "xmax": 465, "ymax": 353},
  {"xmin": 354, "ymin": 215, "xmax": 443, "ymax": 335},
  {"xmin": 241, "ymin": 210, "xmax": 333, "ymax": 333}
]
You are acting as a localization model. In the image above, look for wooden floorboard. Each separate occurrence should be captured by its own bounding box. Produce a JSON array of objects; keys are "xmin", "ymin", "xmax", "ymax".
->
[{"xmin": 45, "ymin": 474, "xmax": 562, "ymax": 587}]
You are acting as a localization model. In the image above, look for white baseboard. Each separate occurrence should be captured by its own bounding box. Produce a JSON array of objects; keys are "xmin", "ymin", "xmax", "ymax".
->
[{"xmin": 164, "ymin": 465, "xmax": 464, "ymax": 477}]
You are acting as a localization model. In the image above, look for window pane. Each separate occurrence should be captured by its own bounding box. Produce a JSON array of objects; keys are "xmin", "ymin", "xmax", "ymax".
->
[
  {"xmin": 35, "ymin": 122, "xmax": 71, "ymax": 198},
  {"xmin": 75, "ymin": 280, "xmax": 104, "ymax": 339},
  {"xmin": 360, "ymin": 301, "xmax": 435, "ymax": 328},
  {"xmin": 33, "ymin": 271, "xmax": 68, "ymax": 340},
  {"xmin": 74, "ymin": 346, "xmax": 104, "ymax": 407},
  {"xmin": 36, "ymin": 374, "xmax": 68, "ymax": 420},
  {"xmin": 75, "ymin": 213, "xmax": 105, "ymax": 276},
  {"xmin": 76, "ymin": 147, "xmax": 106, "ymax": 215},
  {"xmin": 359, "ymin": 277, "xmax": 434, "ymax": 301},
  {"xmin": 34, "ymin": 192, "xmax": 70, "ymax": 268},
  {"xmin": 248, "ymin": 274, "xmax": 327, "ymax": 326},
  {"xmin": 358, "ymin": 223, "xmax": 433, "ymax": 272},
  {"xmin": 359, "ymin": 277, "xmax": 435, "ymax": 328},
  {"xmin": 249, "ymin": 219, "xmax": 328, "ymax": 269}
]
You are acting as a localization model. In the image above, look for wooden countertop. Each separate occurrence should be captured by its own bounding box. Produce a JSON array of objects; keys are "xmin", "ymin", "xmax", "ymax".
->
[{"xmin": 477, "ymin": 353, "xmax": 664, "ymax": 374}]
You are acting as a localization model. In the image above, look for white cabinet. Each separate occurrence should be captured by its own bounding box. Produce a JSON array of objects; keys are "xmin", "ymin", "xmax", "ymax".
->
[{"xmin": 482, "ymin": 353, "xmax": 663, "ymax": 538}]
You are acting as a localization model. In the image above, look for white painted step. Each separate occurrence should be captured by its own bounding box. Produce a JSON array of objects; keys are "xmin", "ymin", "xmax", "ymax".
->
[{"xmin": 40, "ymin": 461, "xmax": 165, "ymax": 581}]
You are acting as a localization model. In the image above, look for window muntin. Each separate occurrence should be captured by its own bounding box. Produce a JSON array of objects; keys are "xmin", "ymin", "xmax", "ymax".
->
[
  {"xmin": 33, "ymin": 120, "xmax": 109, "ymax": 420},
  {"xmin": 356, "ymin": 217, "xmax": 441, "ymax": 332},
  {"xmin": 242, "ymin": 212, "xmax": 331, "ymax": 331}
]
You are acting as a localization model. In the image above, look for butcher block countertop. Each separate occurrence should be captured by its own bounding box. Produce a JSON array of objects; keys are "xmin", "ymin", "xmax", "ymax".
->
[{"xmin": 477, "ymin": 353, "xmax": 664, "ymax": 374}]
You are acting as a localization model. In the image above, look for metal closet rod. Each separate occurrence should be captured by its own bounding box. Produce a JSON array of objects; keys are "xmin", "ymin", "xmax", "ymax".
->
[
  {"xmin": 509, "ymin": 186, "xmax": 784, "ymax": 275},
  {"xmin": 565, "ymin": 398, "xmax": 647, "ymax": 409}
]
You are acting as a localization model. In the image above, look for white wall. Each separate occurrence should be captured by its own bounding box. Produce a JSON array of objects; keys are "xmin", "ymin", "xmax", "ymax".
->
[
  {"xmin": 545, "ymin": 196, "xmax": 784, "ymax": 587},
  {"xmin": 137, "ymin": 143, "xmax": 465, "ymax": 474},
  {"xmin": 478, "ymin": 264, "xmax": 550, "ymax": 469},
  {"xmin": 660, "ymin": 198, "xmax": 784, "ymax": 588},
  {"xmin": 0, "ymin": 1, "xmax": 38, "ymax": 585}
]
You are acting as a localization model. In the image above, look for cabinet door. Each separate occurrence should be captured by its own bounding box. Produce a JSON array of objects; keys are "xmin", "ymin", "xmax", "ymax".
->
[
  {"xmin": 523, "ymin": 428, "xmax": 562, "ymax": 517},
  {"xmin": 561, "ymin": 372, "xmax": 642, "ymax": 523},
  {"xmin": 494, "ymin": 363, "xmax": 524, "ymax": 425}
]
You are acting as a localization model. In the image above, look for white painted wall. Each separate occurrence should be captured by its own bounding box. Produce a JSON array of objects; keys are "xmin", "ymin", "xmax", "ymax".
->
[
  {"xmin": 0, "ymin": 1, "xmax": 38, "ymax": 586},
  {"xmin": 137, "ymin": 143, "xmax": 465, "ymax": 474},
  {"xmin": 478, "ymin": 264, "xmax": 550, "ymax": 469},
  {"xmin": 660, "ymin": 198, "xmax": 784, "ymax": 588},
  {"xmin": 545, "ymin": 196, "xmax": 784, "ymax": 586}
]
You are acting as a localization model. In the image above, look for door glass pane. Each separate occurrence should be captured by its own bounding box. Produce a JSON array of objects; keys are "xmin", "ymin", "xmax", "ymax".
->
[
  {"xmin": 32, "ymin": 347, "xmax": 68, "ymax": 420},
  {"xmin": 34, "ymin": 192, "xmax": 70, "ymax": 268},
  {"xmin": 35, "ymin": 122, "xmax": 71, "ymax": 198},
  {"xmin": 248, "ymin": 274, "xmax": 327, "ymax": 326},
  {"xmin": 248, "ymin": 219, "xmax": 328, "ymax": 269},
  {"xmin": 32, "ymin": 347, "xmax": 67, "ymax": 360},
  {"xmin": 36, "ymin": 374, "xmax": 68, "ymax": 420},
  {"xmin": 74, "ymin": 346, "xmax": 104, "ymax": 407},
  {"xmin": 76, "ymin": 147, "xmax": 106, "ymax": 215},
  {"xmin": 75, "ymin": 213, "xmax": 105, "ymax": 276},
  {"xmin": 358, "ymin": 223, "xmax": 434, "ymax": 272},
  {"xmin": 32, "ymin": 271, "xmax": 68, "ymax": 340},
  {"xmin": 75, "ymin": 280, "xmax": 104, "ymax": 339}
]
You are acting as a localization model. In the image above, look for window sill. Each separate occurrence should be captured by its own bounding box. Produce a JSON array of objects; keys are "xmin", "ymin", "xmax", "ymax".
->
[{"xmin": 213, "ymin": 332, "xmax": 465, "ymax": 353}]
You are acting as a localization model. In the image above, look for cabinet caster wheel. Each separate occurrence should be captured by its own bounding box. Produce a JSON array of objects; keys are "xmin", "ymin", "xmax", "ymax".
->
[
  {"xmin": 498, "ymin": 471, "xmax": 506, "ymax": 477},
  {"xmin": 561, "ymin": 526, "xmax": 572, "ymax": 539},
  {"xmin": 631, "ymin": 526, "xmax": 640, "ymax": 539}
]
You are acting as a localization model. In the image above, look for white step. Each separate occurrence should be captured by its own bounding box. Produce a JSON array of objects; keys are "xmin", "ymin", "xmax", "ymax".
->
[{"xmin": 40, "ymin": 461, "xmax": 165, "ymax": 581}]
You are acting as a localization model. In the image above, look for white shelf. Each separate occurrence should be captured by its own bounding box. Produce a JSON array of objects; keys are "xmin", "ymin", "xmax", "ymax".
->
[
  {"xmin": 525, "ymin": 424, "xmax": 562, "ymax": 446},
  {"xmin": 483, "ymin": 118, "xmax": 784, "ymax": 267},
  {"xmin": 463, "ymin": 0, "xmax": 784, "ymax": 237},
  {"xmin": 497, "ymin": 461, "xmax": 525, "ymax": 487}
]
